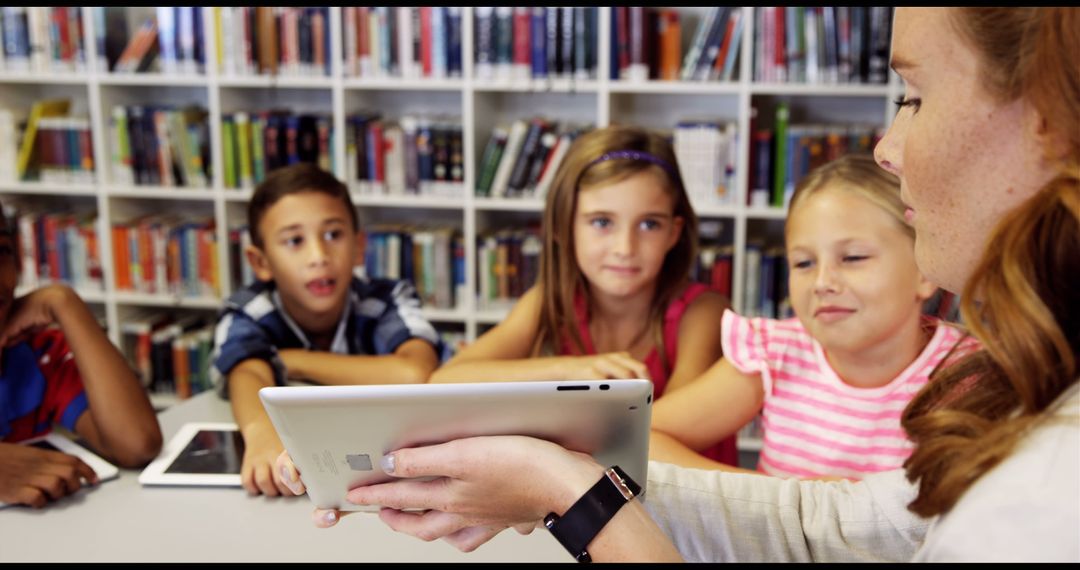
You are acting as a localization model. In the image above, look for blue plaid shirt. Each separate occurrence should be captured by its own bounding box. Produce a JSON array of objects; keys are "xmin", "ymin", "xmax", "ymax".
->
[{"xmin": 210, "ymin": 273, "xmax": 442, "ymax": 396}]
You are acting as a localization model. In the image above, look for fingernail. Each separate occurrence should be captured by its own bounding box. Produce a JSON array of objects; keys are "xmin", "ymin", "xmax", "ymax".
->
[
  {"xmin": 380, "ymin": 454, "xmax": 395, "ymax": 474},
  {"xmin": 323, "ymin": 510, "xmax": 337, "ymax": 525},
  {"xmin": 281, "ymin": 465, "xmax": 292, "ymax": 483}
]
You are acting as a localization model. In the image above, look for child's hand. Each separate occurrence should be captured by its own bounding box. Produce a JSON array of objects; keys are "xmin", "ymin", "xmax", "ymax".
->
[
  {"xmin": 0, "ymin": 284, "xmax": 71, "ymax": 348},
  {"xmin": 574, "ymin": 352, "xmax": 651, "ymax": 380},
  {"xmin": 0, "ymin": 441, "xmax": 98, "ymax": 508},
  {"xmin": 276, "ymin": 449, "xmax": 306, "ymax": 495},
  {"xmin": 239, "ymin": 422, "xmax": 300, "ymax": 497}
]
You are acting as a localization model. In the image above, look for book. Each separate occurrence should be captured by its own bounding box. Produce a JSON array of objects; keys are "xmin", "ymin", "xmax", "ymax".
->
[{"xmin": 16, "ymin": 99, "xmax": 70, "ymax": 181}]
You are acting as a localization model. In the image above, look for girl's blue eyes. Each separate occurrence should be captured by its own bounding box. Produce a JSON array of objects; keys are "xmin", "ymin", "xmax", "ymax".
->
[{"xmin": 588, "ymin": 218, "xmax": 661, "ymax": 230}]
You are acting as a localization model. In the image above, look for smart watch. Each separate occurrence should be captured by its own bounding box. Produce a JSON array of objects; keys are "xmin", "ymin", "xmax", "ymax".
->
[{"xmin": 543, "ymin": 465, "xmax": 642, "ymax": 563}]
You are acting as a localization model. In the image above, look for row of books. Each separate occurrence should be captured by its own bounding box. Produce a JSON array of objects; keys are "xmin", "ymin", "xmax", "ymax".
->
[
  {"xmin": 121, "ymin": 314, "xmax": 468, "ymax": 398},
  {"xmin": 221, "ymin": 110, "xmax": 333, "ymax": 190},
  {"xmin": 111, "ymin": 217, "xmax": 219, "ymax": 298},
  {"xmin": 362, "ymin": 225, "xmax": 465, "ymax": 311},
  {"xmin": 753, "ymin": 7, "xmax": 892, "ymax": 85},
  {"xmin": 7, "ymin": 208, "xmax": 103, "ymax": 292},
  {"xmin": 215, "ymin": 7, "xmax": 330, "ymax": 78},
  {"xmin": 342, "ymin": 7, "xmax": 463, "ymax": 80},
  {"xmin": 97, "ymin": 7, "xmax": 205, "ymax": 74},
  {"xmin": 121, "ymin": 314, "xmax": 215, "ymax": 398},
  {"xmin": 108, "ymin": 104, "xmax": 211, "ymax": 188},
  {"xmin": 474, "ymin": 7, "xmax": 598, "ymax": 82},
  {"xmin": 743, "ymin": 244, "xmax": 792, "ymax": 320},
  {"xmin": 692, "ymin": 244, "xmax": 734, "ymax": 301},
  {"xmin": 612, "ymin": 7, "xmax": 744, "ymax": 82},
  {"xmin": 226, "ymin": 226, "xmax": 255, "ymax": 290},
  {"xmin": 0, "ymin": 7, "xmax": 87, "ymax": 73},
  {"xmin": 346, "ymin": 114, "xmax": 464, "ymax": 198},
  {"xmin": 475, "ymin": 119, "xmax": 590, "ymax": 199},
  {"xmin": 0, "ymin": 103, "xmax": 94, "ymax": 184},
  {"xmin": 476, "ymin": 227, "xmax": 541, "ymax": 308},
  {"xmin": 750, "ymin": 103, "xmax": 882, "ymax": 208},
  {"xmin": 30, "ymin": 116, "xmax": 95, "ymax": 185},
  {"xmin": 674, "ymin": 121, "xmax": 739, "ymax": 208}
]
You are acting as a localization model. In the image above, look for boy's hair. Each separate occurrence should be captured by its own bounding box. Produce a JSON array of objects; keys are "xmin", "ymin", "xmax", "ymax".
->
[
  {"xmin": 534, "ymin": 125, "xmax": 699, "ymax": 375},
  {"xmin": 785, "ymin": 153, "xmax": 910, "ymax": 241},
  {"xmin": 247, "ymin": 163, "xmax": 358, "ymax": 248}
]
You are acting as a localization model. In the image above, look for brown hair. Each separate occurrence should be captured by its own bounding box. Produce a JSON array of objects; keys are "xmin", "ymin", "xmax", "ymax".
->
[
  {"xmin": 247, "ymin": 163, "xmax": 357, "ymax": 248},
  {"xmin": 786, "ymin": 152, "xmax": 911, "ymax": 242},
  {"xmin": 534, "ymin": 125, "xmax": 699, "ymax": 375},
  {"xmin": 902, "ymin": 7, "xmax": 1080, "ymax": 517}
]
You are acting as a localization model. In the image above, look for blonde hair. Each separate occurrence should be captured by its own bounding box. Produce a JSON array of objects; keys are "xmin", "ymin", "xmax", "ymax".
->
[
  {"xmin": 902, "ymin": 7, "xmax": 1080, "ymax": 518},
  {"xmin": 534, "ymin": 125, "xmax": 700, "ymax": 376},
  {"xmin": 786, "ymin": 152, "xmax": 911, "ymax": 241}
]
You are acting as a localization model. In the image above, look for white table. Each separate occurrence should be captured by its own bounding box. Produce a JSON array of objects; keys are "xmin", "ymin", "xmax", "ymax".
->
[{"xmin": 0, "ymin": 392, "xmax": 570, "ymax": 562}]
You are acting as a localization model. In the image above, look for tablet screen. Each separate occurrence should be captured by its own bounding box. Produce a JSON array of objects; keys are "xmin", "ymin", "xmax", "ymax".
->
[{"xmin": 163, "ymin": 429, "xmax": 246, "ymax": 475}]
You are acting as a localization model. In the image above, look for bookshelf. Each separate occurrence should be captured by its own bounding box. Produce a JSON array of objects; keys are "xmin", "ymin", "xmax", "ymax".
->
[{"xmin": 1, "ymin": 7, "xmax": 899, "ymax": 414}]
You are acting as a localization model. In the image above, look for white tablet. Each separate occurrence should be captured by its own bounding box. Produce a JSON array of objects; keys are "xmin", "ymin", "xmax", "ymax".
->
[
  {"xmin": 138, "ymin": 422, "xmax": 244, "ymax": 487},
  {"xmin": 260, "ymin": 379, "xmax": 654, "ymax": 512},
  {"xmin": 0, "ymin": 432, "xmax": 120, "ymax": 508}
]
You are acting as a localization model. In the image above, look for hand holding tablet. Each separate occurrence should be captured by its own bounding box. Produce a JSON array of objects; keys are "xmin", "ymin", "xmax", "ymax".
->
[
  {"xmin": 0, "ymin": 433, "xmax": 120, "ymax": 508},
  {"xmin": 260, "ymin": 379, "xmax": 653, "ymax": 512}
]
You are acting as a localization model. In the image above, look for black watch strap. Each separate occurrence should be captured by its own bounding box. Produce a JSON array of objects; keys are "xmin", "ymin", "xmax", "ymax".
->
[{"xmin": 544, "ymin": 466, "xmax": 642, "ymax": 563}]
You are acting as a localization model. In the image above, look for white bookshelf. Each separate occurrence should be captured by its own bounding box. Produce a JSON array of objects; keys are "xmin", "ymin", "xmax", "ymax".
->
[{"xmin": 0, "ymin": 6, "xmax": 901, "ymax": 348}]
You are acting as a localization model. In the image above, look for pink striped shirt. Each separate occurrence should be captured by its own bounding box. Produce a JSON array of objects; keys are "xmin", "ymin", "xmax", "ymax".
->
[{"xmin": 721, "ymin": 309, "xmax": 977, "ymax": 480}]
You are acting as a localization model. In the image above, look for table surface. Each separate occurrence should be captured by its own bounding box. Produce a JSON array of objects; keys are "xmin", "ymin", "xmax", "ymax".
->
[{"xmin": 0, "ymin": 391, "xmax": 570, "ymax": 562}]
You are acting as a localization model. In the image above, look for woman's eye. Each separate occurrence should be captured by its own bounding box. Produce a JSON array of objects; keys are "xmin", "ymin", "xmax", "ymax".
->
[
  {"xmin": 639, "ymin": 219, "xmax": 661, "ymax": 231},
  {"xmin": 792, "ymin": 260, "xmax": 812, "ymax": 270},
  {"xmin": 284, "ymin": 236, "xmax": 302, "ymax": 248},
  {"xmin": 589, "ymin": 217, "xmax": 612, "ymax": 229},
  {"xmin": 843, "ymin": 255, "xmax": 868, "ymax": 263},
  {"xmin": 324, "ymin": 229, "xmax": 343, "ymax": 241},
  {"xmin": 893, "ymin": 96, "xmax": 922, "ymax": 114}
]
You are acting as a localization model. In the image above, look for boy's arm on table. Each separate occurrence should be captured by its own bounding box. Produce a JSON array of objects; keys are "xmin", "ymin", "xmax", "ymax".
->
[
  {"xmin": 3, "ymin": 285, "xmax": 161, "ymax": 467},
  {"xmin": 228, "ymin": 357, "xmax": 296, "ymax": 495},
  {"xmin": 278, "ymin": 337, "xmax": 439, "ymax": 385}
]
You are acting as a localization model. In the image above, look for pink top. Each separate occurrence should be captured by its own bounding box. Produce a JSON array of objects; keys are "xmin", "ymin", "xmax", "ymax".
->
[
  {"xmin": 563, "ymin": 283, "xmax": 738, "ymax": 466},
  {"xmin": 721, "ymin": 309, "xmax": 978, "ymax": 479}
]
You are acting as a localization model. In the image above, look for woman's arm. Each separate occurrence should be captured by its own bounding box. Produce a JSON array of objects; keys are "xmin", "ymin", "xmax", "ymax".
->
[{"xmin": 344, "ymin": 436, "xmax": 685, "ymax": 562}]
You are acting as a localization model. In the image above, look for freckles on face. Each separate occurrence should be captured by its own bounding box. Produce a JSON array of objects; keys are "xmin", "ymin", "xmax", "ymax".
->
[{"xmin": 887, "ymin": 8, "xmax": 1041, "ymax": 293}]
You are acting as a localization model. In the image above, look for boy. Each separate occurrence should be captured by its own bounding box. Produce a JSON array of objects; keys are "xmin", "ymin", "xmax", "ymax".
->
[
  {"xmin": 211, "ymin": 163, "xmax": 442, "ymax": 497},
  {"xmin": 0, "ymin": 209, "xmax": 162, "ymax": 508}
]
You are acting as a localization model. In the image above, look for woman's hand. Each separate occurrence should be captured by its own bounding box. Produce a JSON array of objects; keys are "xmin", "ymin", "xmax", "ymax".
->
[{"xmin": 306, "ymin": 436, "xmax": 603, "ymax": 551}]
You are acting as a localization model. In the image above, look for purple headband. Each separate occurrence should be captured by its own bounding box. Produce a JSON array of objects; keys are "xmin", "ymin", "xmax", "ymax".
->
[{"xmin": 586, "ymin": 150, "xmax": 680, "ymax": 181}]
